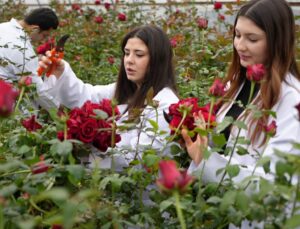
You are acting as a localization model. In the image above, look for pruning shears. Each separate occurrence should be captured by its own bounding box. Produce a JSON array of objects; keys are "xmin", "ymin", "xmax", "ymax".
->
[{"xmin": 37, "ymin": 34, "xmax": 70, "ymax": 77}]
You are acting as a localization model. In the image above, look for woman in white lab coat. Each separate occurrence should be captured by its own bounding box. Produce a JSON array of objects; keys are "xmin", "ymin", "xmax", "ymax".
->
[
  {"xmin": 38, "ymin": 25, "xmax": 179, "ymax": 170},
  {"xmin": 183, "ymin": 0, "xmax": 300, "ymax": 184}
]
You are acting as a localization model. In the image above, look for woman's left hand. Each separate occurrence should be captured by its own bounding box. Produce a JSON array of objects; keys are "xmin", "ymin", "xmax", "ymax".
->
[{"xmin": 181, "ymin": 111, "xmax": 208, "ymax": 165}]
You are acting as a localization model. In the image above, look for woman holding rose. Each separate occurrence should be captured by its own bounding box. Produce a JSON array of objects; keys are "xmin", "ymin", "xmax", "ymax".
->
[
  {"xmin": 183, "ymin": 0, "xmax": 300, "ymax": 185},
  {"xmin": 38, "ymin": 25, "xmax": 179, "ymax": 170}
]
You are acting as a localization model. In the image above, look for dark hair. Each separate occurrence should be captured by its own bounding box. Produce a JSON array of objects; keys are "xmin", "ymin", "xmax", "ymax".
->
[
  {"xmin": 114, "ymin": 25, "xmax": 177, "ymax": 110},
  {"xmin": 24, "ymin": 8, "xmax": 59, "ymax": 31},
  {"xmin": 224, "ymin": 0, "xmax": 300, "ymax": 143}
]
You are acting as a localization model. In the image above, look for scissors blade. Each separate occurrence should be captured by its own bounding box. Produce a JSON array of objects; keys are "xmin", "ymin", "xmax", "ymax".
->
[{"xmin": 55, "ymin": 34, "xmax": 70, "ymax": 52}]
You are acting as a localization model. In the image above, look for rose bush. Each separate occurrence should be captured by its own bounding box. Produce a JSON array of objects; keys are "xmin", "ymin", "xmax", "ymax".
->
[{"xmin": 0, "ymin": 1, "xmax": 300, "ymax": 229}]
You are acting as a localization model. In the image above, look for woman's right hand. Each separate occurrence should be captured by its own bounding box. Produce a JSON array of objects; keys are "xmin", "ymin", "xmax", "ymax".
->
[
  {"xmin": 38, "ymin": 51, "xmax": 65, "ymax": 79},
  {"xmin": 181, "ymin": 111, "xmax": 208, "ymax": 166}
]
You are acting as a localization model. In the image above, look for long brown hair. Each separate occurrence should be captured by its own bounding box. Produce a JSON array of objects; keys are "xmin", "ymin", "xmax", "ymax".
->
[
  {"xmin": 223, "ymin": 0, "xmax": 300, "ymax": 143},
  {"xmin": 114, "ymin": 25, "xmax": 177, "ymax": 111}
]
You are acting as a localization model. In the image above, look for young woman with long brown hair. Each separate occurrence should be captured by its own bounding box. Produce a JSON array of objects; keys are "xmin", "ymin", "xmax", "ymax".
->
[{"xmin": 184, "ymin": 0, "xmax": 300, "ymax": 184}]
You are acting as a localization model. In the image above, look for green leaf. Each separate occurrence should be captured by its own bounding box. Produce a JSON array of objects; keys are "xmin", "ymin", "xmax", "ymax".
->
[
  {"xmin": 235, "ymin": 191, "xmax": 249, "ymax": 214},
  {"xmin": 236, "ymin": 146, "xmax": 248, "ymax": 155},
  {"xmin": 35, "ymin": 188, "xmax": 69, "ymax": 202},
  {"xmin": 206, "ymin": 196, "xmax": 222, "ymax": 205},
  {"xmin": 226, "ymin": 164, "xmax": 240, "ymax": 178},
  {"xmin": 159, "ymin": 199, "xmax": 173, "ymax": 212},
  {"xmin": 0, "ymin": 184, "xmax": 17, "ymax": 197},
  {"xmin": 212, "ymin": 134, "xmax": 226, "ymax": 147},
  {"xmin": 93, "ymin": 109, "xmax": 108, "ymax": 120},
  {"xmin": 143, "ymin": 154, "xmax": 160, "ymax": 167},
  {"xmin": 148, "ymin": 119, "xmax": 159, "ymax": 132},
  {"xmin": 216, "ymin": 116, "xmax": 233, "ymax": 133},
  {"xmin": 220, "ymin": 190, "xmax": 237, "ymax": 213},
  {"xmin": 50, "ymin": 140, "xmax": 73, "ymax": 157},
  {"xmin": 233, "ymin": 120, "xmax": 248, "ymax": 130},
  {"xmin": 66, "ymin": 165, "xmax": 85, "ymax": 186},
  {"xmin": 285, "ymin": 215, "xmax": 300, "ymax": 228}
]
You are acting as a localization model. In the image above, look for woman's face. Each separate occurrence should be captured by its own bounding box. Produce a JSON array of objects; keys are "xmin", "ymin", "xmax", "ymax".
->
[
  {"xmin": 124, "ymin": 37, "xmax": 150, "ymax": 87},
  {"xmin": 234, "ymin": 16, "xmax": 268, "ymax": 67}
]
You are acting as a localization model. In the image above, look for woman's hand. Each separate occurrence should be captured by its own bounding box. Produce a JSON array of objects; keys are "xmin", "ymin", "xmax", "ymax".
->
[
  {"xmin": 38, "ymin": 51, "xmax": 65, "ymax": 79},
  {"xmin": 181, "ymin": 111, "xmax": 208, "ymax": 166}
]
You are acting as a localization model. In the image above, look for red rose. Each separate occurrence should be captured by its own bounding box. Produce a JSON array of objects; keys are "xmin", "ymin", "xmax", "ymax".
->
[
  {"xmin": 156, "ymin": 160, "xmax": 194, "ymax": 193},
  {"xmin": 51, "ymin": 224, "xmax": 63, "ymax": 229},
  {"xmin": 94, "ymin": 16, "xmax": 103, "ymax": 24},
  {"xmin": 81, "ymin": 101, "xmax": 102, "ymax": 116},
  {"xmin": 107, "ymin": 56, "xmax": 115, "ymax": 65},
  {"xmin": 36, "ymin": 38, "xmax": 54, "ymax": 55},
  {"xmin": 218, "ymin": 14, "xmax": 225, "ymax": 21},
  {"xmin": 118, "ymin": 13, "xmax": 126, "ymax": 21},
  {"xmin": 209, "ymin": 78, "xmax": 225, "ymax": 97},
  {"xmin": 72, "ymin": 3, "xmax": 81, "ymax": 11},
  {"xmin": 93, "ymin": 120, "xmax": 121, "ymax": 152},
  {"xmin": 0, "ymin": 80, "xmax": 19, "ymax": 117},
  {"xmin": 295, "ymin": 103, "xmax": 300, "ymax": 120},
  {"xmin": 99, "ymin": 98, "xmax": 120, "ymax": 117},
  {"xmin": 104, "ymin": 2, "xmax": 110, "ymax": 10},
  {"xmin": 31, "ymin": 161, "xmax": 50, "ymax": 174},
  {"xmin": 79, "ymin": 118, "xmax": 98, "ymax": 143},
  {"xmin": 246, "ymin": 64, "xmax": 265, "ymax": 82},
  {"xmin": 67, "ymin": 118, "xmax": 80, "ymax": 139},
  {"xmin": 261, "ymin": 120, "xmax": 277, "ymax": 137},
  {"xmin": 170, "ymin": 37, "xmax": 177, "ymax": 48},
  {"xmin": 95, "ymin": 0, "xmax": 101, "ymax": 5},
  {"xmin": 197, "ymin": 17, "xmax": 208, "ymax": 29},
  {"xmin": 21, "ymin": 115, "xmax": 42, "ymax": 132},
  {"xmin": 19, "ymin": 76, "xmax": 32, "ymax": 87},
  {"xmin": 214, "ymin": 1, "xmax": 222, "ymax": 10}
]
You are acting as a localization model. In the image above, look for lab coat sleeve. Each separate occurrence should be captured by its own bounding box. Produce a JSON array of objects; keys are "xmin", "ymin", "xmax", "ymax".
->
[{"xmin": 37, "ymin": 61, "xmax": 116, "ymax": 109}]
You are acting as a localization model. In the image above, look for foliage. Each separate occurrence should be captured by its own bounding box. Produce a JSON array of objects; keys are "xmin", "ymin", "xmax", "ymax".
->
[{"xmin": 0, "ymin": 1, "xmax": 300, "ymax": 229}]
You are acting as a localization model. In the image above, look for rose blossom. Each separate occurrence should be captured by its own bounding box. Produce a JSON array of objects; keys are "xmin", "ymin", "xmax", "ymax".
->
[
  {"xmin": 214, "ymin": 1, "xmax": 222, "ymax": 10},
  {"xmin": 0, "ymin": 80, "xmax": 19, "ymax": 117},
  {"xmin": 94, "ymin": 16, "xmax": 103, "ymax": 24},
  {"xmin": 246, "ymin": 64, "xmax": 265, "ymax": 82},
  {"xmin": 209, "ymin": 78, "xmax": 225, "ymax": 97},
  {"xmin": 156, "ymin": 160, "xmax": 194, "ymax": 193},
  {"xmin": 21, "ymin": 115, "xmax": 42, "ymax": 132},
  {"xmin": 108, "ymin": 56, "xmax": 115, "ymax": 65},
  {"xmin": 197, "ymin": 17, "xmax": 208, "ymax": 29},
  {"xmin": 118, "ymin": 13, "xmax": 126, "ymax": 21},
  {"xmin": 262, "ymin": 120, "xmax": 277, "ymax": 137},
  {"xmin": 79, "ymin": 118, "xmax": 98, "ymax": 143},
  {"xmin": 31, "ymin": 161, "xmax": 50, "ymax": 174}
]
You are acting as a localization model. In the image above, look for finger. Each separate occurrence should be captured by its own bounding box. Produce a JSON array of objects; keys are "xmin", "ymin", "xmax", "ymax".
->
[
  {"xmin": 45, "ymin": 50, "xmax": 52, "ymax": 57},
  {"xmin": 181, "ymin": 129, "xmax": 193, "ymax": 147}
]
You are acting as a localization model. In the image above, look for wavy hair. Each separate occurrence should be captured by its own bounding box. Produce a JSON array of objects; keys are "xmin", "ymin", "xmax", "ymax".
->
[
  {"xmin": 114, "ymin": 25, "xmax": 177, "ymax": 111},
  {"xmin": 223, "ymin": 0, "xmax": 300, "ymax": 144}
]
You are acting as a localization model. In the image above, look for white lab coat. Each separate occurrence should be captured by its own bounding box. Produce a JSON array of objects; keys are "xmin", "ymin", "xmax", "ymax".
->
[
  {"xmin": 0, "ymin": 18, "xmax": 59, "ymax": 109},
  {"xmin": 188, "ymin": 73, "xmax": 300, "ymax": 184},
  {"xmin": 40, "ymin": 61, "xmax": 179, "ymax": 170}
]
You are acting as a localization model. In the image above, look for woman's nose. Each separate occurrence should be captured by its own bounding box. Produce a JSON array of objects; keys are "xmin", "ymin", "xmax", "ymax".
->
[{"xmin": 235, "ymin": 38, "xmax": 246, "ymax": 51}]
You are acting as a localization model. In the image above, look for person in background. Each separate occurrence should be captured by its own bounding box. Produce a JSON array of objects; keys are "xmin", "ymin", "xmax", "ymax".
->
[{"xmin": 0, "ymin": 7, "xmax": 59, "ymax": 109}]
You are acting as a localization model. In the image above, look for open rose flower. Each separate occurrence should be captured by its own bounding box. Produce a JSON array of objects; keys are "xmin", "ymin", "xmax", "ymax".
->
[
  {"xmin": 246, "ymin": 64, "xmax": 265, "ymax": 82},
  {"xmin": 156, "ymin": 160, "xmax": 194, "ymax": 193},
  {"xmin": 21, "ymin": 115, "xmax": 42, "ymax": 132},
  {"xmin": 0, "ymin": 80, "xmax": 19, "ymax": 117},
  {"xmin": 197, "ymin": 17, "xmax": 208, "ymax": 29},
  {"xmin": 60, "ymin": 100, "xmax": 121, "ymax": 151},
  {"xmin": 94, "ymin": 16, "xmax": 103, "ymax": 24},
  {"xmin": 118, "ymin": 13, "xmax": 126, "ymax": 21},
  {"xmin": 214, "ymin": 1, "xmax": 222, "ymax": 10}
]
